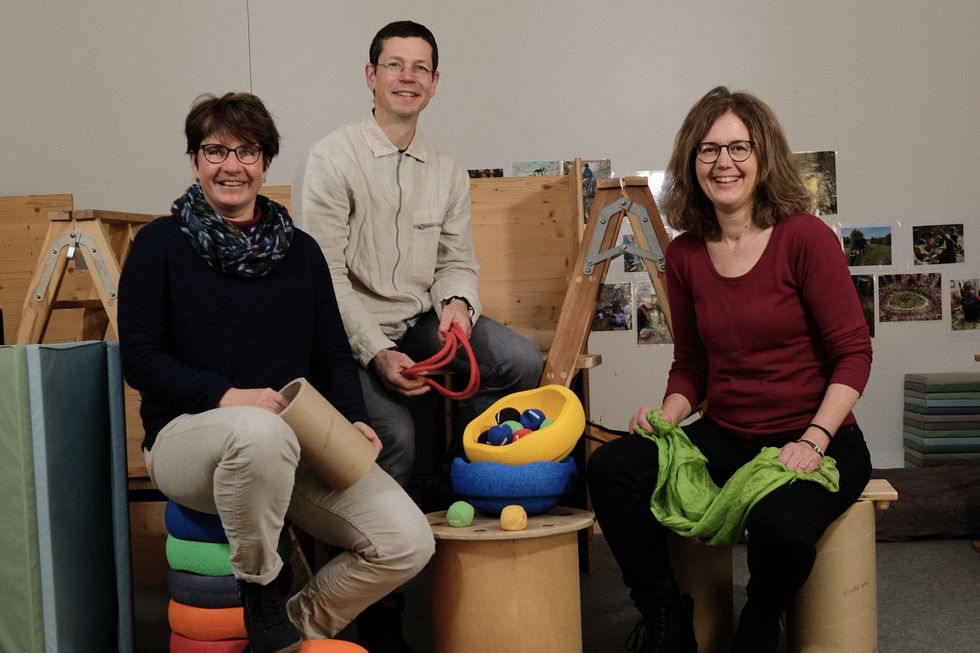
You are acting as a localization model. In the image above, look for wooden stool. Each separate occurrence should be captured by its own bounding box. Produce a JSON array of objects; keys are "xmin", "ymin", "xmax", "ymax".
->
[
  {"xmin": 667, "ymin": 479, "xmax": 897, "ymax": 653},
  {"xmin": 427, "ymin": 507, "xmax": 594, "ymax": 653},
  {"xmin": 786, "ymin": 499, "xmax": 877, "ymax": 651},
  {"xmin": 667, "ymin": 533, "xmax": 734, "ymax": 653}
]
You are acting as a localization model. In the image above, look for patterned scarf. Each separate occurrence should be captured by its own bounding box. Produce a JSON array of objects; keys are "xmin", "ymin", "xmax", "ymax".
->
[{"xmin": 172, "ymin": 183, "xmax": 294, "ymax": 277}]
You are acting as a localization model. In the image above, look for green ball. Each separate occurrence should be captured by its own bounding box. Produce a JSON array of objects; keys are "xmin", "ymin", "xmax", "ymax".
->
[
  {"xmin": 502, "ymin": 420, "xmax": 523, "ymax": 434},
  {"xmin": 447, "ymin": 501, "xmax": 475, "ymax": 528},
  {"xmin": 539, "ymin": 418, "xmax": 555, "ymax": 429}
]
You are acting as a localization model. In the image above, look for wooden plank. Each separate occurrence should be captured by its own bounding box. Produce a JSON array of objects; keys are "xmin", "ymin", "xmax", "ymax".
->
[
  {"xmin": 262, "ymin": 184, "xmax": 293, "ymax": 214},
  {"xmin": 861, "ymin": 478, "xmax": 898, "ymax": 510},
  {"xmin": 469, "ymin": 170, "xmax": 582, "ymax": 352},
  {"xmin": 0, "ymin": 194, "xmax": 74, "ymax": 344}
]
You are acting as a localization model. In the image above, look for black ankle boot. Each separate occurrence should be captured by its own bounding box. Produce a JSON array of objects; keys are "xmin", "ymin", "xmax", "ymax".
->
[
  {"xmin": 238, "ymin": 580, "xmax": 302, "ymax": 653},
  {"xmin": 356, "ymin": 592, "xmax": 413, "ymax": 653},
  {"xmin": 730, "ymin": 601, "xmax": 780, "ymax": 653},
  {"xmin": 626, "ymin": 593, "xmax": 698, "ymax": 653}
]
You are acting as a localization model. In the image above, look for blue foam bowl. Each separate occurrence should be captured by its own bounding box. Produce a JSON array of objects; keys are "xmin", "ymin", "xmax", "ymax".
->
[{"xmin": 450, "ymin": 456, "xmax": 577, "ymax": 516}]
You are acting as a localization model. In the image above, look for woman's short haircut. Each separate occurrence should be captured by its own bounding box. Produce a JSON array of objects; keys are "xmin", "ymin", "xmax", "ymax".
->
[
  {"xmin": 185, "ymin": 92, "xmax": 280, "ymax": 169},
  {"xmin": 661, "ymin": 86, "xmax": 811, "ymax": 241},
  {"xmin": 369, "ymin": 20, "xmax": 438, "ymax": 72}
]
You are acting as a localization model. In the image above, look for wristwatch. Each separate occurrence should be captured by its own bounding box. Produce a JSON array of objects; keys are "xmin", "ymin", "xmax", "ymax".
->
[{"xmin": 443, "ymin": 295, "xmax": 475, "ymax": 317}]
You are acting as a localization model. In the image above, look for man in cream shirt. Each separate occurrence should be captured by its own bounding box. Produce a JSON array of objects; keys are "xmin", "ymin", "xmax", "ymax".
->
[{"xmin": 296, "ymin": 20, "xmax": 541, "ymax": 492}]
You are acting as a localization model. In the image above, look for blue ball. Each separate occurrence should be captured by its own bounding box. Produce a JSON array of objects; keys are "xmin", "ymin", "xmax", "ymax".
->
[
  {"xmin": 520, "ymin": 408, "xmax": 547, "ymax": 430},
  {"xmin": 488, "ymin": 424, "xmax": 513, "ymax": 446}
]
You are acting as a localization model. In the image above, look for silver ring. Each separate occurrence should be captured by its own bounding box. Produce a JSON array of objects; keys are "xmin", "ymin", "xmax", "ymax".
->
[{"xmin": 796, "ymin": 463, "xmax": 804, "ymax": 469}]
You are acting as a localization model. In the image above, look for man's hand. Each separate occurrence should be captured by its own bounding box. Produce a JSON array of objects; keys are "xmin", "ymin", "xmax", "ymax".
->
[
  {"xmin": 371, "ymin": 348, "xmax": 430, "ymax": 397},
  {"xmin": 438, "ymin": 298, "xmax": 473, "ymax": 341},
  {"xmin": 218, "ymin": 387, "xmax": 289, "ymax": 414},
  {"xmin": 352, "ymin": 421, "xmax": 383, "ymax": 456}
]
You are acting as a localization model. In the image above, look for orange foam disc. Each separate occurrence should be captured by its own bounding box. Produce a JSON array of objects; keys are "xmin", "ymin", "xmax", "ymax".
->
[
  {"xmin": 300, "ymin": 640, "xmax": 369, "ymax": 652},
  {"xmin": 168, "ymin": 599, "xmax": 246, "ymax": 641}
]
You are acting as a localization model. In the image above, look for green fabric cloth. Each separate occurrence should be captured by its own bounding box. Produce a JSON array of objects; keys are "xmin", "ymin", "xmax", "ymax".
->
[{"xmin": 637, "ymin": 411, "xmax": 840, "ymax": 545}]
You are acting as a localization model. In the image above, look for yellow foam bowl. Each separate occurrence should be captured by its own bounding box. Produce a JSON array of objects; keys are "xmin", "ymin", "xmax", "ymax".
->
[{"xmin": 463, "ymin": 385, "xmax": 585, "ymax": 465}]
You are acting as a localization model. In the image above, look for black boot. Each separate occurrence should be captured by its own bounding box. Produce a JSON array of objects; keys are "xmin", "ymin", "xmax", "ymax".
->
[
  {"xmin": 356, "ymin": 592, "xmax": 413, "ymax": 653},
  {"xmin": 729, "ymin": 601, "xmax": 780, "ymax": 653},
  {"xmin": 626, "ymin": 594, "xmax": 698, "ymax": 653},
  {"xmin": 238, "ymin": 580, "xmax": 302, "ymax": 653}
]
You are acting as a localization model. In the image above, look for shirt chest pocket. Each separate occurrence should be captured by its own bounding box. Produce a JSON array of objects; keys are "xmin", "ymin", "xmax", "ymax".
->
[{"xmin": 411, "ymin": 210, "xmax": 442, "ymax": 280}]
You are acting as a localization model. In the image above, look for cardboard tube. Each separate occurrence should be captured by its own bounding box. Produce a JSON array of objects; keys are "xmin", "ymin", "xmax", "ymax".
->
[{"xmin": 278, "ymin": 378, "xmax": 377, "ymax": 491}]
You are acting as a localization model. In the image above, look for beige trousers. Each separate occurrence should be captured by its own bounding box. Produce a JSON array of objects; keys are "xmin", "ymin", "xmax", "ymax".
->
[{"xmin": 145, "ymin": 405, "xmax": 434, "ymax": 638}]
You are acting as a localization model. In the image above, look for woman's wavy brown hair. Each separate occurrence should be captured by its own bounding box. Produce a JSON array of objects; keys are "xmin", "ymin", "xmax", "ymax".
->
[{"xmin": 661, "ymin": 86, "xmax": 811, "ymax": 241}]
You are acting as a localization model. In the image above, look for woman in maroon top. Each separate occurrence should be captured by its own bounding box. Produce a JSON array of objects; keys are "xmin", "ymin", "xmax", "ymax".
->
[{"xmin": 588, "ymin": 87, "xmax": 872, "ymax": 653}]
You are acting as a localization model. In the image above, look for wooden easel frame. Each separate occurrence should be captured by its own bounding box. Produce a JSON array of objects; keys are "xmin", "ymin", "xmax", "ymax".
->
[{"xmin": 542, "ymin": 176, "xmax": 674, "ymax": 387}]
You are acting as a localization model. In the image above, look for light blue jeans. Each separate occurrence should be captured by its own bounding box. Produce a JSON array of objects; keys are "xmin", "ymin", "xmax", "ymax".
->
[{"xmin": 145, "ymin": 405, "xmax": 435, "ymax": 638}]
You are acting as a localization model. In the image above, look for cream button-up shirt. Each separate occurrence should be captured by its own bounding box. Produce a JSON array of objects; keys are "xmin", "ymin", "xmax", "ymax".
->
[{"xmin": 296, "ymin": 115, "xmax": 481, "ymax": 367}]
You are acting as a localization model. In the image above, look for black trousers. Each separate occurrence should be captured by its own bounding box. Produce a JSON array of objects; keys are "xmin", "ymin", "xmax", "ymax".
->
[{"xmin": 587, "ymin": 417, "xmax": 871, "ymax": 616}]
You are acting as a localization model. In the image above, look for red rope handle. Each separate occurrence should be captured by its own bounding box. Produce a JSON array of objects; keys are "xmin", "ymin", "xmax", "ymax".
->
[{"xmin": 402, "ymin": 323, "xmax": 480, "ymax": 400}]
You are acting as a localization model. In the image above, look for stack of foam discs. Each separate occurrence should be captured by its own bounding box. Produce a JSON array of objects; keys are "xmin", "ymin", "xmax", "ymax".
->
[
  {"xmin": 165, "ymin": 501, "xmax": 292, "ymax": 652},
  {"xmin": 903, "ymin": 373, "xmax": 980, "ymax": 467}
]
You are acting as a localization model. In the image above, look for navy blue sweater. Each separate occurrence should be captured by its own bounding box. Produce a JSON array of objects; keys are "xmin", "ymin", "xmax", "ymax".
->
[{"xmin": 118, "ymin": 215, "xmax": 368, "ymax": 450}]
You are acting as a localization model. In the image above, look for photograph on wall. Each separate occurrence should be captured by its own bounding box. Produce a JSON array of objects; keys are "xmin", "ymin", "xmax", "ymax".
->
[
  {"xmin": 877, "ymin": 273, "xmax": 942, "ymax": 323},
  {"xmin": 840, "ymin": 226, "xmax": 892, "ymax": 267},
  {"xmin": 621, "ymin": 233, "xmax": 646, "ymax": 273},
  {"xmin": 635, "ymin": 170, "xmax": 674, "ymax": 239},
  {"xmin": 793, "ymin": 150, "xmax": 837, "ymax": 216},
  {"xmin": 464, "ymin": 159, "xmax": 511, "ymax": 178},
  {"xmin": 949, "ymin": 276, "xmax": 980, "ymax": 333},
  {"xmin": 563, "ymin": 158, "xmax": 612, "ymax": 220},
  {"xmin": 912, "ymin": 223, "xmax": 965, "ymax": 265},
  {"xmin": 851, "ymin": 274, "xmax": 875, "ymax": 338},
  {"xmin": 512, "ymin": 160, "xmax": 562, "ymax": 177},
  {"xmin": 635, "ymin": 280, "xmax": 672, "ymax": 345},
  {"xmin": 601, "ymin": 221, "xmax": 632, "ymax": 283},
  {"xmin": 592, "ymin": 282, "xmax": 633, "ymax": 332}
]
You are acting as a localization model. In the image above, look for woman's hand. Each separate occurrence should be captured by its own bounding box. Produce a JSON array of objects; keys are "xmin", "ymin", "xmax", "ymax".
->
[
  {"xmin": 779, "ymin": 440, "xmax": 822, "ymax": 474},
  {"xmin": 218, "ymin": 387, "xmax": 289, "ymax": 413},
  {"xmin": 629, "ymin": 393, "xmax": 693, "ymax": 433},
  {"xmin": 628, "ymin": 404, "xmax": 659, "ymax": 433},
  {"xmin": 353, "ymin": 421, "xmax": 383, "ymax": 456}
]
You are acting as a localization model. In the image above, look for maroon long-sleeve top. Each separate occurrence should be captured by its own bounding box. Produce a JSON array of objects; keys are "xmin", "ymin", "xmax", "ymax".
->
[{"xmin": 664, "ymin": 213, "xmax": 872, "ymax": 440}]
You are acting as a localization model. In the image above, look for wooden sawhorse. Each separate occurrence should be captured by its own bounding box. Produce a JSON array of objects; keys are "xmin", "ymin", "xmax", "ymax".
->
[{"xmin": 15, "ymin": 209, "xmax": 153, "ymax": 344}]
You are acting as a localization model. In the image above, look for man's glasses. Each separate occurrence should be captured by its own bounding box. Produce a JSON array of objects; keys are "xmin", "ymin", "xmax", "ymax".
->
[
  {"xmin": 199, "ymin": 143, "xmax": 261, "ymax": 165},
  {"xmin": 375, "ymin": 61, "xmax": 434, "ymax": 79},
  {"xmin": 695, "ymin": 140, "xmax": 754, "ymax": 164}
]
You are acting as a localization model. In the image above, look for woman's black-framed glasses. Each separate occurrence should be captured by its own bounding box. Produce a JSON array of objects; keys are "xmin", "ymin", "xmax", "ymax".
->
[
  {"xmin": 695, "ymin": 140, "xmax": 754, "ymax": 164},
  {"xmin": 374, "ymin": 61, "xmax": 434, "ymax": 79},
  {"xmin": 199, "ymin": 143, "xmax": 261, "ymax": 165}
]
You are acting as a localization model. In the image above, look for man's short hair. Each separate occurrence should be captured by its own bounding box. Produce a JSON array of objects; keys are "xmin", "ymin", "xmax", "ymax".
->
[{"xmin": 369, "ymin": 21, "xmax": 439, "ymax": 72}]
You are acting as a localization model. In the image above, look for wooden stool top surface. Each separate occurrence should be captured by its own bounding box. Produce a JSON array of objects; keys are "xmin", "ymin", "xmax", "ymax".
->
[
  {"xmin": 428, "ymin": 506, "xmax": 594, "ymax": 542},
  {"xmin": 861, "ymin": 478, "xmax": 898, "ymax": 510}
]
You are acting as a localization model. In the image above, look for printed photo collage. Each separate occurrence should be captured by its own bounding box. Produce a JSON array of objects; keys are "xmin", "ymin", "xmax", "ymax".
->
[{"xmin": 467, "ymin": 152, "xmax": 978, "ymax": 344}]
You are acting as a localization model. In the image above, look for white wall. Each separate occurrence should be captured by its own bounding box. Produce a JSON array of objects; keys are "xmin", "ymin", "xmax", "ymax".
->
[{"xmin": 3, "ymin": 0, "xmax": 979, "ymax": 467}]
